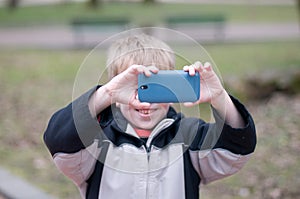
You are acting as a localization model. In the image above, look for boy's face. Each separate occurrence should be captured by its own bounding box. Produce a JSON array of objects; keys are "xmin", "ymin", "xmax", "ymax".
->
[{"xmin": 118, "ymin": 102, "xmax": 170, "ymax": 130}]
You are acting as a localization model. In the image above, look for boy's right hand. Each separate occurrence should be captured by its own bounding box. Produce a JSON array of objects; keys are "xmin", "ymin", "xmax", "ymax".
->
[{"xmin": 104, "ymin": 64, "xmax": 159, "ymax": 108}]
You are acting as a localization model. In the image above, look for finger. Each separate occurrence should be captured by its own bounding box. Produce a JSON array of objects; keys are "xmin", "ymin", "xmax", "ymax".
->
[
  {"xmin": 142, "ymin": 65, "xmax": 159, "ymax": 77},
  {"xmin": 194, "ymin": 61, "xmax": 203, "ymax": 71},
  {"xmin": 147, "ymin": 65, "xmax": 159, "ymax": 75},
  {"xmin": 143, "ymin": 69, "xmax": 153, "ymax": 77},
  {"xmin": 183, "ymin": 65, "xmax": 189, "ymax": 71},
  {"xmin": 131, "ymin": 65, "xmax": 152, "ymax": 76},
  {"xmin": 183, "ymin": 102, "xmax": 195, "ymax": 107},
  {"xmin": 203, "ymin": 62, "xmax": 212, "ymax": 71},
  {"xmin": 188, "ymin": 65, "xmax": 196, "ymax": 76},
  {"xmin": 131, "ymin": 64, "xmax": 145, "ymax": 74}
]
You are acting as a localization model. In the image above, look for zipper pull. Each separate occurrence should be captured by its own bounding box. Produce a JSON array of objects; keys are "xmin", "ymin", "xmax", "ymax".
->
[
  {"xmin": 146, "ymin": 145, "xmax": 151, "ymax": 161},
  {"xmin": 146, "ymin": 146, "xmax": 151, "ymax": 153}
]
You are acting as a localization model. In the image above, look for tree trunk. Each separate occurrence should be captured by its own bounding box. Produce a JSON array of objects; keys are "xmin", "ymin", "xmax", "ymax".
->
[
  {"xmin": 7, "ymin": 0, "xmax": 19, "ymax": 10},
  {"xmin": 89, "ymin": 0, "xmax": 101, "ymax": 8},
  {"xmin": 144, "ymin": 0, "xmax": 155, "ymax": 4}
]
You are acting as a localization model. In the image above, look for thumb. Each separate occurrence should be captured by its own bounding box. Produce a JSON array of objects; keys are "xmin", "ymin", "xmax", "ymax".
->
[{"xmin": 183, "ymin": 102, "xmax": 196, "ymax": 107}]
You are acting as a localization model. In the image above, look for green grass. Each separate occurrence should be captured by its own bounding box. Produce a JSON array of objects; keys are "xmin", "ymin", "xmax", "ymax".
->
[
  {"xmin": 0, "ymin": 40, "xmax": 299, "ymax": 198},
  {"xmin": 204, "ymin": 41, "xmax": 300, "ymax": 75},
  {"xmin": 201, "ymin": 93, "xmax": 300, "ymax": 199},
  {"xmin": 0, "ymin": 2, "xmax": 298, "ymax": 26},
  {"xmin": 171, "ymin": 40, "xmax": 300, "ymax": 77},
  {"xmin": 0, "ymin": 50, "xmax": 88, "ymax": 199}
]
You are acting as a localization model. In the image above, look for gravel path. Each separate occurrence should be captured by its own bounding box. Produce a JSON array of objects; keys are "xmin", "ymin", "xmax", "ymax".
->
[{"xmin": 0, "ymin": 22, "xmax": 299, "ymax": 49}]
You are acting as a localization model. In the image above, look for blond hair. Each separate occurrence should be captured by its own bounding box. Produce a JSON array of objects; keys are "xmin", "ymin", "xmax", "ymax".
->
[{"xmin": 106, "ymin": 34, "xmax": 175, "ymax": 80}]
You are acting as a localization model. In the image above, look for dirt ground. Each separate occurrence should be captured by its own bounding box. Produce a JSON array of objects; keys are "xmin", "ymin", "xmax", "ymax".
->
[{"xmin": 201, "ymin": 92, "xmax": 300, "ymax": 199}]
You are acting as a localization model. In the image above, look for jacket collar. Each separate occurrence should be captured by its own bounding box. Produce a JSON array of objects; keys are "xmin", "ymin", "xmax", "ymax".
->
[{"xmin": 100, "ymin": 105, "xmax": 182, "ymax": 141}]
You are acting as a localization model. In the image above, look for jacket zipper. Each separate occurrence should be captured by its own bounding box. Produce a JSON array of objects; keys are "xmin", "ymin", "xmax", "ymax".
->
[
  {"xmin": 142, "ymin": 144, "xmax": 151, "ymax": 199},
  {"xmin": 146, "ymin": 145, "xmax": 151, "ymax": 160}
]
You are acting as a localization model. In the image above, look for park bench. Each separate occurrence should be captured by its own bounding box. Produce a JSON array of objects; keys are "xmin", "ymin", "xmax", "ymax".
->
[
  {"xmin": 165, "ymin": 15, "xmax": 226, "ymax": 41},
  {"xmin": 71, "ymin": 17, "xmax": 130, "ymax": 47}
]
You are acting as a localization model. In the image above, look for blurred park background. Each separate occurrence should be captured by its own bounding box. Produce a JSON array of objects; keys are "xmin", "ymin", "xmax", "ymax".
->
[{"xmin": 0, "ymin": 0, "xmax": 299, "ymax": 198}]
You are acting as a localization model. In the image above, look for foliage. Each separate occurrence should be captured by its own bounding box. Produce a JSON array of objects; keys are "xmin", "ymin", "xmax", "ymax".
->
[{"xmin": 0, "ymin": 2, "xmax": 298, "ymax": 26}]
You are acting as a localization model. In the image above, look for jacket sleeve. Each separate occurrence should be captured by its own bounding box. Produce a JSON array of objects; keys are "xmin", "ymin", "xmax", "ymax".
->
[
  {"xmin": 43, "ymin": 86, "xmax": 104, "ymax": 187},
  {"xmin": 43, "ymin": 86, "xmax": 103, "ymax": 156},
  {"xmin": 189, "ymin": 96, "xmax": 256, "ymax": 184}
]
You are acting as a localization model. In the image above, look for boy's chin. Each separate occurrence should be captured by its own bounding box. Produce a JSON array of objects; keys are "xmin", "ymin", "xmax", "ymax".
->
[{"xmin": 133, "ymin": 121, "xmax": 157, "ymax": 131}]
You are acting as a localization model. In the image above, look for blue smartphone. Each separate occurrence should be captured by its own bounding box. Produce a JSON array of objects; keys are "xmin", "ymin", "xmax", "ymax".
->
[{"xmin": 138, "ymin": 70, "xmax": 200, "ymax": 103}]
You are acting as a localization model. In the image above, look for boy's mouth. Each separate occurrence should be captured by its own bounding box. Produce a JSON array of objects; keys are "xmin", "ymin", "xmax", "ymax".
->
[{"xmin": 136, "ymin": 109, "xmax": 154, "ymax": 115}]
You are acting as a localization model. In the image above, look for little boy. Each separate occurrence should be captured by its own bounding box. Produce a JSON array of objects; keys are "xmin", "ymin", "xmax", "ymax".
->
[{"xmin": 44, "ymin": 34, "xmax": 256, "ymax": 199}]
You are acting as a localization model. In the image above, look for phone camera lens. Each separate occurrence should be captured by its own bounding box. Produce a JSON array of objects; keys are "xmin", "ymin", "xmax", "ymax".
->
[{"xmin": 140, "ymin": 85, "xmax": 148, "ymax": 90}]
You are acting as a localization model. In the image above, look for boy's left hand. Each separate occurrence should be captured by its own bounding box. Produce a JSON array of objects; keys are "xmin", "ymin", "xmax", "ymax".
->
[
  {"xmin": 183, "ymin": 61, "xmax": 246, "ymax": 128},
  {"xmin": 183, "ymin": 61, "xmax": 225, "ymax": 106}
]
